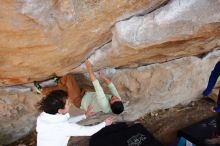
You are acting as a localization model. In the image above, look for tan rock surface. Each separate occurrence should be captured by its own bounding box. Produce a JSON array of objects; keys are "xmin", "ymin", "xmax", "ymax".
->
[
  {"xmin": 0, "ymin": 91, "xmax": 41, "ymax": 145},
  {"xmin": 82, "ymin": 0, "xmax": 220, "ymax": 70},
  {"xmin": 0, "ymin": 0, "xmax": 168, "ymax": 86},
  {"xmin": 1, "ymin": 0, "xmax": 220, "ymax": 85}
]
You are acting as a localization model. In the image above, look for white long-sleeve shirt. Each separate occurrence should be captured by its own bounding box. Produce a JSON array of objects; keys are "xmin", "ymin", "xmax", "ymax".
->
[{"xmin": 36, "ymin": 112, "xmax": 106, "ymax": 146}]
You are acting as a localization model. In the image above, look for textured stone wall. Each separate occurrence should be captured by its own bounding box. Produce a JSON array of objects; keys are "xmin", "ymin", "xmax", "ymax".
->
[
  {"xmin": 0, "ymin": 0, "xmax": 168, "ymax": 85},
  {"xmin": 76, "ymin": 0, "xmax": 220, "ymax": 70},
  {"xmin": 110, "ymin": 50, "xmax": 220, "ymax": 120},
  {"xmin": 0, "ymin": 91, "xmax": 40, "ymax": 144}
]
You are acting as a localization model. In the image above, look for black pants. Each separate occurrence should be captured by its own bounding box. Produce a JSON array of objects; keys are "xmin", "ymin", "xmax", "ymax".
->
[{"xmin": 216, "ymin": 89, "xmax": 220, "ymax": 135}]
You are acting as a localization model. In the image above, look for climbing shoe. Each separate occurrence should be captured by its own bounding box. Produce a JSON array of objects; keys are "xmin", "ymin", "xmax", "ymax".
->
[
  {"xmin": 33, "ymin": 81, "xmax": 42, "ymax": 94},
  {"xmin": 52, "ymin": 76, "xmax": 60, "ymax": 84}
]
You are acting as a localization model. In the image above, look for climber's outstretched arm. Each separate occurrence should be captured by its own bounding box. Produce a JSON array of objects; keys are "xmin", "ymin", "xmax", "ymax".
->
[{"xmin": 85, "ymin": 60, "xmax": 96, "ymax": 82}]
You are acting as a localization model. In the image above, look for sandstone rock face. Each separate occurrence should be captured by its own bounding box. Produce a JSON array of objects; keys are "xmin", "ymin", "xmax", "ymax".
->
[
  {"xmin": 111, "ymin": 50, "xmax": 220, "ymax": 120},
  {"xmin": 84, "ymin": 0, "xmax": 220, "ymax": 69},
  {"xmin": 0, "ymin": 91, "xmax": 41, "ymax": 144},
  {"xmin": 0, "ymin": 0, "xmax": 168, "ymax": 85},
  {"xmin": 1, "ymin": 0, "xmax": 219, "ymax": 85}
]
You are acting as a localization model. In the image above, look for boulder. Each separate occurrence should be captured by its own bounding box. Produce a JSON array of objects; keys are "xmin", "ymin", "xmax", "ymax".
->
[
  {"xmin": 0, "ymin": 0, "xmax": 168, "ymax": 85},
  {"xmin": 0, "ymin": 91, "xmax": 40, "ymax": 144},
  {"xmin": 82, "ymin": 0, "xmax": 220, "ymax": 69}
]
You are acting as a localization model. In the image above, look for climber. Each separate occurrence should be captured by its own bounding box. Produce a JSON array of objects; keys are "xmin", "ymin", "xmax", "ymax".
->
[
  {"xmin": 36, "ymin": 90, "xmax": 113, "ymax": 146},
  {"xmin": 203, "ymin": 61, "xmax": 220, "ymax": 144},
  {"xmin": 33, "ymin": 60, "xmax": 124, "ymax": 114}
]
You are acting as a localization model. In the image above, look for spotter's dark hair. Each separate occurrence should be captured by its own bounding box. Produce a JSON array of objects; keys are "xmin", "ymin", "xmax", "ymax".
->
[{"xmin": 37, "ymin": 90, "xmax": 68, "ymax": 114}]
